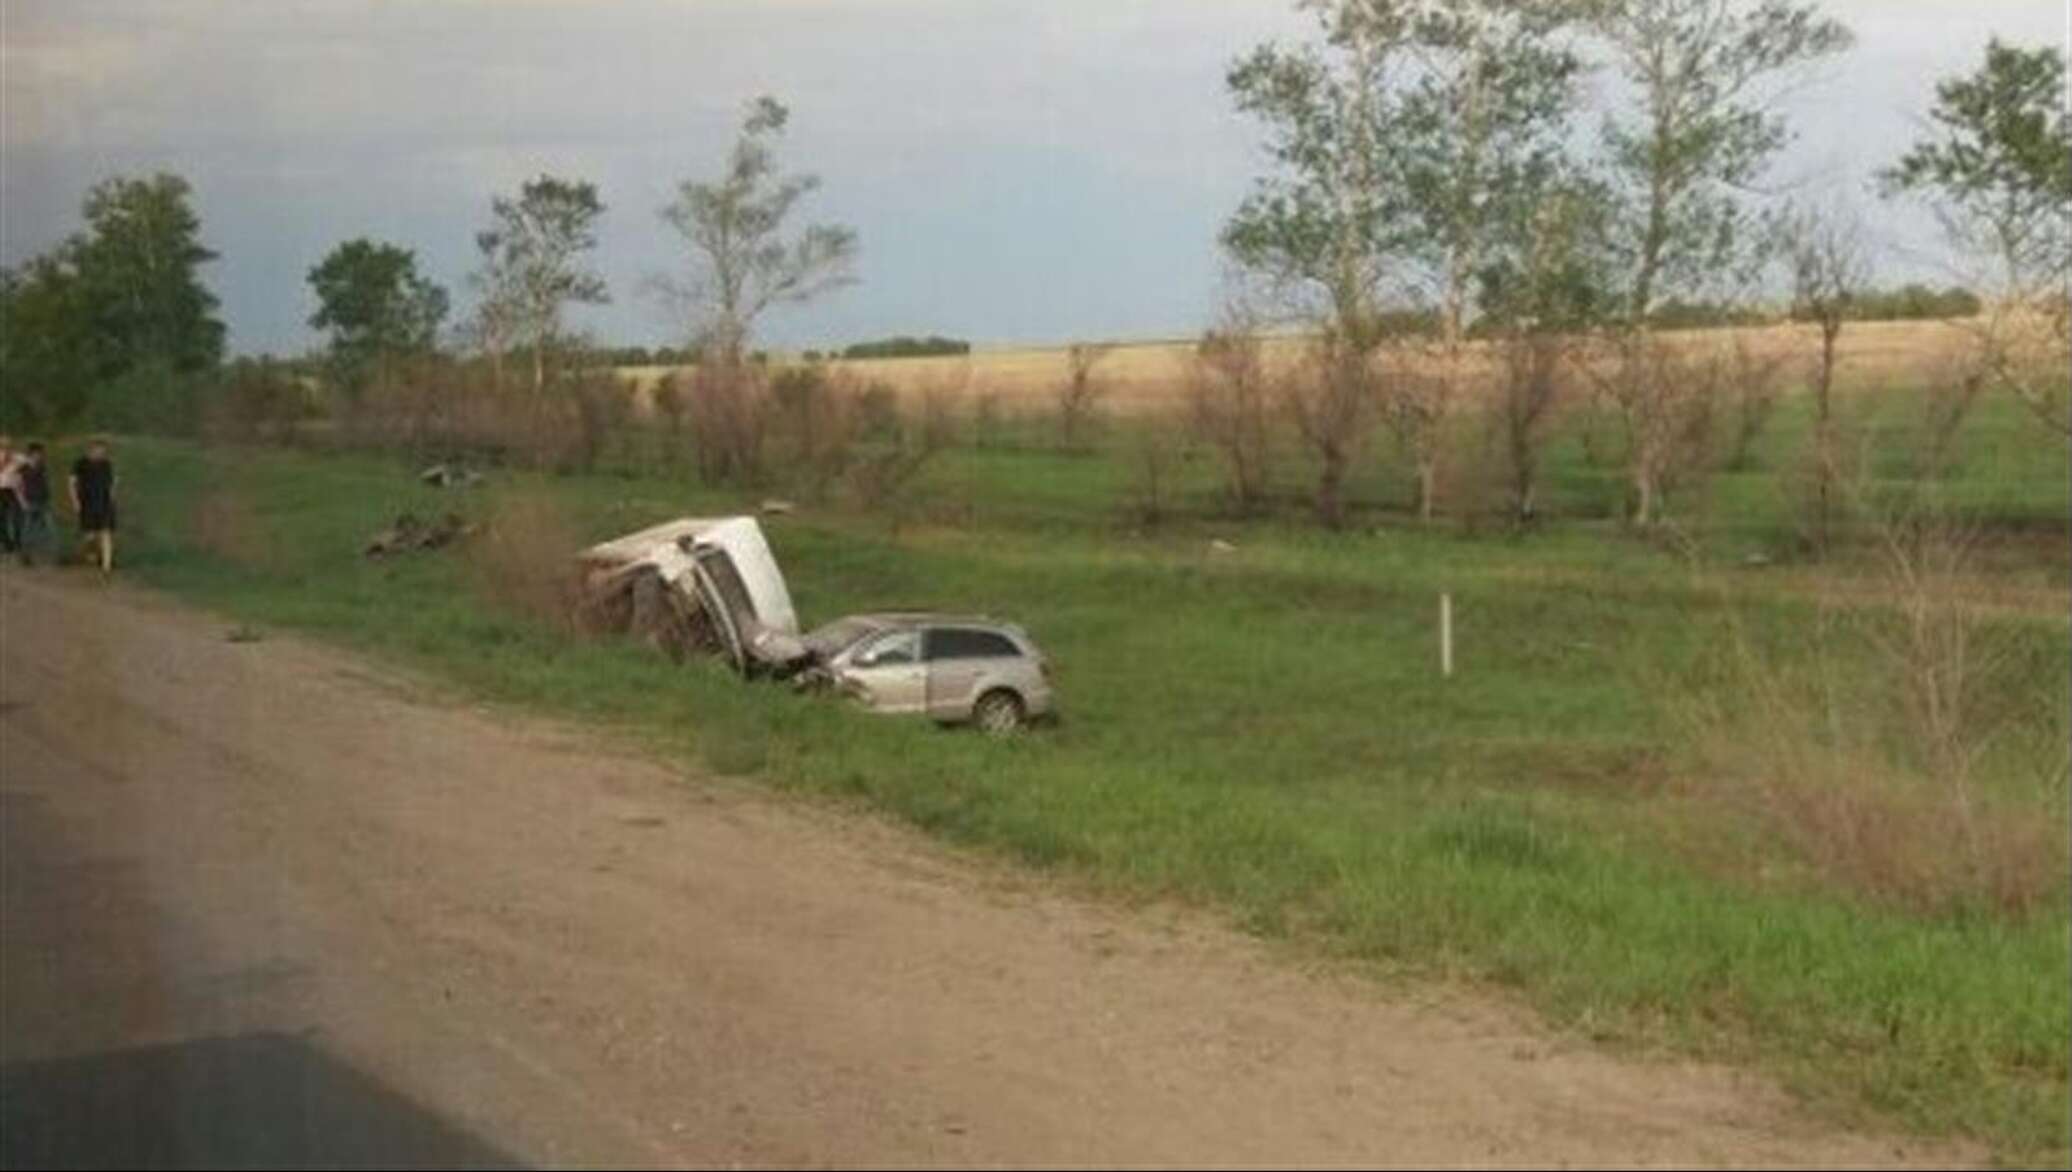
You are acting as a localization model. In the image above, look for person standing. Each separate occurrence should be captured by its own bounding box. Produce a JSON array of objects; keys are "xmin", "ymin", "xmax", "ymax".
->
[
  {"xmin": 0, "ymin": 436, "xmax": 21, "ymax": 556},
  {"xmin": 70, "ymin": 439, "xmax": 117, "ymax": 574},
  {"xmin": 16, "ymin": 443, "xmax": 53, "ymax": 566}
]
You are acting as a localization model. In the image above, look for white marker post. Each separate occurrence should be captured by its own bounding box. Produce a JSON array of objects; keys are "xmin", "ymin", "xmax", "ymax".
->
[{"xmin": 1440, "ymin": 592, "xmax": 1454, "ymax": 679}]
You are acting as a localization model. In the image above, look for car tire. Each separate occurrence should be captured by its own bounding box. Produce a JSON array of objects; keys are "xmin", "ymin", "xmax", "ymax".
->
[{"xmin": 973, "ymin": 689, "xmax": 1025, "ymax": 735}]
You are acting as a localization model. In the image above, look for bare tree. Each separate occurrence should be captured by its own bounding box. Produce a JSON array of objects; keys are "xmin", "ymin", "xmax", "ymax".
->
[
  {"xmin": 1056, "ymin": 342, "xmax": 1115, "ymax": 450},
  {"xmin": 849, "ymin": 383, "xmax": 959, "ymax": 529},
  {"xmin": 1190, "ymin": 313, "xmax": 1274, "ymax": 514},
  {"xmin": 1783, "ymin": 202, "xmax": 1871, "ymax": 554},
  {"xmin": 1489, "ymin": 332, "xmax": 1565, "ymax": 524},
  {"xmin": 1724, "ymin": 334, "xmax": 1790, "ymax": 471},
  {"xmin": 1124, "ymin": 411, "xmax": 1187, "ymax": 530},
  {"xmin": 1587, "ymin": 332, "xmax": 1724, "ymax": 526},
  {"xmin": 1286, "ymin": 335, "xmax": 1380, "ymax": 529}
]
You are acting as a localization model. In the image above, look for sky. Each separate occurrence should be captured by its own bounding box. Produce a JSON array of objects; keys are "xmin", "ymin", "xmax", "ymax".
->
[{"xmin": 1, "ymin": 0, "xmax": 2065, "ymax": 357}]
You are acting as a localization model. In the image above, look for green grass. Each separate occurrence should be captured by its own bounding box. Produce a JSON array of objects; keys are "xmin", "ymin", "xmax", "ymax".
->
[{"xmin": 102, "ymin": 386, "xmax": 2069, "ymax": 1163}]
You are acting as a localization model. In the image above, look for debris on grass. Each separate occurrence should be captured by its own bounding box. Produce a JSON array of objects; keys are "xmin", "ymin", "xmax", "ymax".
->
[
  {"xmin": 364, "ymin": 512, "xmax": 474, "ymax": 558},
  {"xmin": 419, "ymin": 463, "xmax": 486, "ymax": 489}
]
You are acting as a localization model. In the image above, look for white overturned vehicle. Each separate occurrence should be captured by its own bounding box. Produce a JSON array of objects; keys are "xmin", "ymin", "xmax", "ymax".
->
[
  {"xmin": 577, "ymin": 517, "xmax": 806, "ymax": 675},
  {"xmin": 577, "ymin": 517, "xmax": 1056, "ymax": 731}
]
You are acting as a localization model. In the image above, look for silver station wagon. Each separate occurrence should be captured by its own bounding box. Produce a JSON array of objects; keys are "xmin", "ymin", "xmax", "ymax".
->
[{"xmin": 801, "ymin": 613, "xmax": 1056, "ymax": 733}]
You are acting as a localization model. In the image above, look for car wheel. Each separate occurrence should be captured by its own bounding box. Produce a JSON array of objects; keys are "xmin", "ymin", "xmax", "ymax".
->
[{"xmin": 973, "ymin": 689, "xmax": 1025, "ymax": 735}]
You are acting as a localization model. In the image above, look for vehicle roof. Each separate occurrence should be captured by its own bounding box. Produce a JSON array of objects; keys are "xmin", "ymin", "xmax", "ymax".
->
[{"xmin": 824, "ymin": 612, "xmax": 1027, "ymax": 633}]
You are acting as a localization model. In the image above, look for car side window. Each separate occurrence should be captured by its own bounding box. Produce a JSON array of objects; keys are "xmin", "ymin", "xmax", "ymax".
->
[
  {"xmin": 925, "ymin": 628, "xmax": 1021, "ymax": 661},
  {"xmin": 854, "ymin": 631, "xmax": 919, "ymax": 667}
]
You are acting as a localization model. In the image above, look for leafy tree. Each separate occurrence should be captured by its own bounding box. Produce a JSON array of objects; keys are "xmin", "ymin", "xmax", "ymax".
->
[
  {"xmin": 1586, "ymin": 0, "xmax": 1852, "ymax": 525},
  {"xmin": 1388, "ymin": 1, "xmax": 1587, "ymax": 518},
  {"xmin": 472, "ymin": 175, "xmax": 609, "ymax": 393},
  {"xmin": 307, "ymin": 238, "xmax": 448, "ymax": 401},
  {"xmin": 1882, "ymin": 40, "xmax": 2070, "ymax": 434},
  {"xmin": 0, "ymin": 255, "xmax": 98, "ymax": 430},
  {"xmin": 1, "ymin": 172, "xmax": 223, "ymax": 430},
  {"xmin": 1226, "ymin": 1, "xmax": 1591, "ymax": 524},
  {"xmin": 1590, "ymin": 0, "xmax": 1854, "ymax": 322},
  {"xmin": 1224, "ymin": 2, "xmax": 1410, "ymax": 349},
  {"xmin": 1224, "ymin": 1, "xmax": 1418, "ymax": 527},
  {"xmin": 71, "ymin": 172, "xmax": 226, "ymax": 377},
  {"xmin": 661, "ymin": 96, "xmax": 858, "ymax": 367}
]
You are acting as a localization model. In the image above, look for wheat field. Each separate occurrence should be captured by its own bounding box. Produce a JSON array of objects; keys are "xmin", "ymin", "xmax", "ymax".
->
[{"xmin": 617, "ymin": 318, "xmax": 1974, "ymax": 416}]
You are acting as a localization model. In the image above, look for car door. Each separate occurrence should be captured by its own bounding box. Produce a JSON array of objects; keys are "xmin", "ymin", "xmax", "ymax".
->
[
  {"xmin": 842, "ymin": 630, "xmax": 926, "ymax": 713},
  {"xmin": 925, "ymin": 627, "xmax": 1021, "ymax": 721}
]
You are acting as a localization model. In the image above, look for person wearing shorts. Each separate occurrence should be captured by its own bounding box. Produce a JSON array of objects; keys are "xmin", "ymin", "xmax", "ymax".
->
[{"xmin": 70, "ymin": 439, "xmax": 117, "ymax": 574}]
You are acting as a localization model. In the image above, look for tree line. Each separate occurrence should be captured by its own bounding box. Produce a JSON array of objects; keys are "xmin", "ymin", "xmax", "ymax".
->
[
  {"xmin": 1211, "ymin": 1, "xmax": 2066, "ymax": 530},
  {"xmin": 0, "ymin": 2, "xmax": 2062, "ymax": 541}
]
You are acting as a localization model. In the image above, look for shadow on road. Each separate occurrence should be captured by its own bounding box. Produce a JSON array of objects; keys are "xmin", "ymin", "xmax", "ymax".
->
[{"xmin": 0, "ymin": 1031, "xmax": 524, "ymax": 1170}]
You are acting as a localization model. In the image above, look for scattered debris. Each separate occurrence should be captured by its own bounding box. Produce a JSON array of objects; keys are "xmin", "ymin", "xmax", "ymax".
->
[
  {"xmin": 759, "ymin": 498, "xmax": 797, "ymax": 516},
  {"xmin": 419, "ymin": 463, "xmax": 485, "ymax": 489},
  {"xmin": 364, "ymin": 512, "xmax": 474, "ymax": 558}
]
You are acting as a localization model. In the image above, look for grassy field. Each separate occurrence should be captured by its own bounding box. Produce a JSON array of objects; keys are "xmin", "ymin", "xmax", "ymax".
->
[{"xmin": 95, "ymin": 383, "xmax": 2069, "ymax": 1163}]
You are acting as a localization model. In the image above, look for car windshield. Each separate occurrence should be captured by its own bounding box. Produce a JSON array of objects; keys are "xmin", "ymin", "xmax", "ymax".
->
[{"xmin": 804, "ymin": 617, "xmax": 884, "ymax": 658}]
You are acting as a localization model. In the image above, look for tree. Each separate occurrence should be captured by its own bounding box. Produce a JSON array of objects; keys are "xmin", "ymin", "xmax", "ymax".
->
[
  {"xmin": 1781, "ymin": 202, "xmax": 1869, "ymax": 554},
  {"xmin": 660, "ymin": 96, "xmax": 858, "ymax": 368},
  {"xmin": 1475, "ymin": 187, "xmax": 1614, "ymax": 523},
  {"xmin": 1882, "ymin": 40, "xmax": 2071, "ymax": 434},
  {"xmin": 1191, "ymin": 309, "xmax": 1275, "ymax": 515},
  {"xmin": 1056, "ymin": 342, "xmax": 1115, "ymax": 450},
  {"xmin": 0, "ymin": 255, "xmax": 98, "ymax": 431},
  {"xmin": 71, "ymin": 172, "xmax": 225, "ymax": 377},
  {"xmin": 307, "ymin": 239, "xmax": 449, "ymax": 401},
  {"xmin": 1590, "ymin": 0, "xmax": 1855, "ymax": 323},
  {"xmin": 1387, "ymin": 0, "xmax": 1586, "ymax": 519},
  {"xmin": 1586, "ymin": 0, "xmax": 1852, "ymax": 525},
  {"xmin": 472, "ymin": 175, "xmax": 609, "ymax": 394},
  {"xmin": 1224, "ymin": 1, "xmax": 1417, "ymax": 527},
  {"xmin": 1, "ymin": 172, "xmax": 223, "ymax": 431}
]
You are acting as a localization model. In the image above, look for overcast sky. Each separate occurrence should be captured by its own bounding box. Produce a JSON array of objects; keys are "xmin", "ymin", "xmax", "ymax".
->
[{"xmin": 1, "ymin": 0, "xmax": 2064, "ymax": 356}]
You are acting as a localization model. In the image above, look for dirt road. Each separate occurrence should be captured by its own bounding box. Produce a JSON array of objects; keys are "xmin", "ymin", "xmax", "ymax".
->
[{"xmin": 0, "ymin": 570, "xmax": 1965, "ymax": 1168}]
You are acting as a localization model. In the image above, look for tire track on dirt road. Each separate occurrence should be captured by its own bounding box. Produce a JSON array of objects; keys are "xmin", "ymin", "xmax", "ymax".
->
[{"xmin": 0, "ymin": 570, "xmax": 1972, "ymax": 1167}]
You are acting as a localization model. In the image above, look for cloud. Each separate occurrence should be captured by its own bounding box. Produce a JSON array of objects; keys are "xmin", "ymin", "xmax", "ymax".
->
[{"xmin": 2, "ymin": 0, "xmax": 2062, "ymax": 353}]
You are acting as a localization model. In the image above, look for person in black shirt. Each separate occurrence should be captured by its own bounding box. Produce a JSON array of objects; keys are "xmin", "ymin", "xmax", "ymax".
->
[
  {"xmin": 70, "ymin": 439, "xmax": 117, "ymax": 574},
  {"xmin": 16, "ymin": 442, "xmax": 53, "ymax": 566}
]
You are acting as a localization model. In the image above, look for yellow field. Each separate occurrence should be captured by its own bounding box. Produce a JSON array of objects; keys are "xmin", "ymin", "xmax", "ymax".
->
[{"xmin": 617, "ymin": 318, "xmax": 1973, "ymax": 417}]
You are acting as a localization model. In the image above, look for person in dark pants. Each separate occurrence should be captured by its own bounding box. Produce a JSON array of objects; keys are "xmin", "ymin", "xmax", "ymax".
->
[
  {"xmin": 0, "ymin": 435, "xmax": 21, "ymax": 555},
  {"xmin": 70, "ymin": 439, "xmax": 117, "ymax": 574},
  {"xmin": 16, "ymin": 443, "xmax": 53, "ymax": 566}
]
